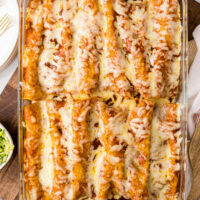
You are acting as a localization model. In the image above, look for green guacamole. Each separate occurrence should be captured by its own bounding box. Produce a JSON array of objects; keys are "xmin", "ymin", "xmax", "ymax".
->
[{"xmin": 0, "ymin": 128, "xmax": 14, "ymax": 166}]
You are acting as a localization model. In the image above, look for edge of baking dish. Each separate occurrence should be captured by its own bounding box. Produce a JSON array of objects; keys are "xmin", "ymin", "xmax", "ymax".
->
[{"xmin": 18, "ymin": 0, "xmax": 188, "ymax": 199}]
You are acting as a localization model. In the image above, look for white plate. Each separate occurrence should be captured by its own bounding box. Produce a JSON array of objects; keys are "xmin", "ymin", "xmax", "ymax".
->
[
  {"xmin": 0, "ymin": 123, "xmax": 14, "ymax": 170},
  {"xmin": 0, "ymin": 0, "xmax": 19, "ymax": 71}
]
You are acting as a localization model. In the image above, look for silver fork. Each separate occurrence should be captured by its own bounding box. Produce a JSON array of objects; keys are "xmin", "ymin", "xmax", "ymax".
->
[{"xmin": 0, "ymin": 14, "xmax": 11, "ymax": 36}]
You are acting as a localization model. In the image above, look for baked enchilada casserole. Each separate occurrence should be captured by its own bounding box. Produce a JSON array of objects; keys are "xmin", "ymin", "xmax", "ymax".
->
[{"xmin": 23, "ymin": 0, "xmax": 182, "ymax": 199}]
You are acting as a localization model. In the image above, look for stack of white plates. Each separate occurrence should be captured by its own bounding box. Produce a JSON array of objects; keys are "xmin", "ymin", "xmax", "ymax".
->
[{"xmin": 0, "ymin": 0, "xmax": 19, "ymax": 72}]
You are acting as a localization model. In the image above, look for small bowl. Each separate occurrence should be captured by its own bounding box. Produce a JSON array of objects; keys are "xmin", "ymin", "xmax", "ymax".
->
[{"xmin": 0, "ymin": 123, "xmax": 14, "ymax": 170}]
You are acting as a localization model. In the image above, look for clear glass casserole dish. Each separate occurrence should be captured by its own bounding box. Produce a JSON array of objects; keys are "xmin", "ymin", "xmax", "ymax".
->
[{"xmin": 18, "ymin": 0, "xmax": 188, "ymax": 199}]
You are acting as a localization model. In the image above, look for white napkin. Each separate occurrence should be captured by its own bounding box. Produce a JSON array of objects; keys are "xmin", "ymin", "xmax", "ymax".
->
[
  {"xmin": 0, "ymin": 56, "xmax": 17, "ymax": 94},
  {"xmin": 188, "ymin": 25, "xmax": 200, "ymax": 137},
  {"xmin": 0, "ymin": 0, "xmax": 19, "ymax": 94},
  {"xmin": 185, "ymin": 25, "xmax": 200, "ymax": 199}
]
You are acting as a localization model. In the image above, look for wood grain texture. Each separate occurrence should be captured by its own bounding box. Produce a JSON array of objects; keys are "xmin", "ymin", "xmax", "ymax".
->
[
  {"xmin": 0, "ymin": 70, "xmax": 18, "ymax": 200},
  {"xmin": 188, "ymin": 121, "xmax": 200, "ymax": 200},
  {"xmin": 0, "ymin": 1, "xmax": 199, "ymax": 199}
]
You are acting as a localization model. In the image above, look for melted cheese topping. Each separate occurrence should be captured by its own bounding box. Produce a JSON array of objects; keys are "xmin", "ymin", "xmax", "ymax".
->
[
  {"xmin": 149, "ymin": 103, "xmax": 181, "ymax": 200},
  {"xmin": 147, "ymin": 0, "xmax": 181, "ymax": 98},
  {"xmin": 23, "ymin": 0, "xmax": 181, "ymax": 100},
  {"xmin": 24, "ymin": 0, "xmax": 182, "ymax": 199},
  {"xmin": 73, "ymin": 0, "xmax": 100, "ymax": 94},
  {"xmin": 38, "ymin": 102, "xmax": 54, "ymax": 194},
  {"xmin": 24, "ymin": 98, "xmax": 182, "ymax": 200},
  {"xmin": 37, "ymin": 0, "xmax": 74, "ymax": 94}
]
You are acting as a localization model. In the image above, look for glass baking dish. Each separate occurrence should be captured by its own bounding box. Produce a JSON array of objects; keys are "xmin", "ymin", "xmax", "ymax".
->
[{"xmin": 18, "ymin": 0, "xmax": 188, "ymax": 199}]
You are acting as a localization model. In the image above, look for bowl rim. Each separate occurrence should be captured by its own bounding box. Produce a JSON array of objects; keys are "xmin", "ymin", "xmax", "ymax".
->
[{"xmin": 0, "ymin": 123, "xmax": 14, "ymax": 170}]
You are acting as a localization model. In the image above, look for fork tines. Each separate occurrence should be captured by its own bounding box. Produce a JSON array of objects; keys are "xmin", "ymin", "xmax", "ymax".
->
[{"xmin": 0, "ymin": 14, "xmax": 11, "ymax": 36}]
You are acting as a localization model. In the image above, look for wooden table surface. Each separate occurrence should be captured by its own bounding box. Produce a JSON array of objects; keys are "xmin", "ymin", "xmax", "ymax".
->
[{"xmin": 0, "ymin": 1, "xmax": 199, "ymax": 200}]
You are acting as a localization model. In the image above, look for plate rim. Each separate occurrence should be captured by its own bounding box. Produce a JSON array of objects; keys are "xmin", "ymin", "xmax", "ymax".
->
[{"xmin": 0, "ymin": 0, "xmax": 19, "ymax": 72}]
